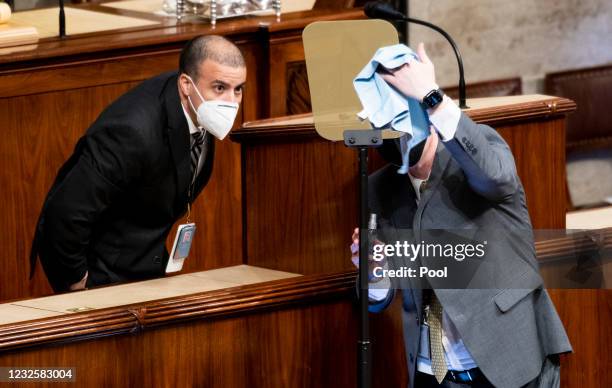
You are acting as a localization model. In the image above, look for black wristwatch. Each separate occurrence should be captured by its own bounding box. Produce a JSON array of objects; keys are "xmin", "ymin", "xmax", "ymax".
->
[{"xmin": 422, "ymin": 88, "xmax": 445, "ymax": 109}]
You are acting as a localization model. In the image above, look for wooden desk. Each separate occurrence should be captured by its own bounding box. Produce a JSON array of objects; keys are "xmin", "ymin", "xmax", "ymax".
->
[
  {"xmin": 0, "ymin": 265, "xmax": 361, "ymax": 387},
  {"xmin": 567, "ymin": 205, "xmax": 612, "ymax": 229},
  {"xmin": 233, "ymin": 94, "xmax": 575, "ymax": 275},
  {"xmin": 0, "ymin": 232, "xmax": 609, "ymax": 388},
  {"xmin": 0, "ymin": 265, "xmax": 300, "ymax": 325},
  {"xmin": 0, "ymin": 5, "xmax": 362, "ymax": 302}
]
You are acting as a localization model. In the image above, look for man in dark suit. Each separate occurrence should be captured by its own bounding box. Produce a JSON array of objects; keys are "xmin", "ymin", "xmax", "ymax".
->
[
  {"xmin": 30, "ymin": 35, "xmax": 246, "ymax": 292},
  {"xmin": 351, "ymin": 43, "xmax": 571, "ymax": 387}
]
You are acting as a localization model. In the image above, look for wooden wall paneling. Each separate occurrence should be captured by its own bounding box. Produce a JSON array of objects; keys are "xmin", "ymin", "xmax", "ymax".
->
[
  {"xmin": 244, "ymin": 139, "xmax": 358, "ymax": 274},
  {"xmin": 370, "ymin": 296, "xmax": 409, "ymax": 387},
  {"xmin": 242, "ymin": 302, "xmax": 357, "ymax": 387},
  {"xmin": 0, "ymin": 302, "xmax": 360, "ymax": 388},
  {"xmin": 549, "ymin": 289, "xmax": 612, "ymax": 388},
  {"xmin": 496, "ymin": 117, "xmax": 567, "ymax": 229},
  {"xmin": 0, "ymin": 50, "xmax": 181, "ymax": 99},
  {"xmin": 267, "ymin": 35, "xmax": 307, "ymax": 117},
  {"xmin": 1, "ymin": 83, "xmax": 139, "ymax": 301},
  {"xmin": 285, "ymin": 61, "xmax": 312, "ymax": 115},
  {"xmin": 1, "ymin": 228, "xmax": 610, "ymax": 387},
  {"xmin": 0, "ymin": 273, "xmax": 362, "ymax": 388},
  {"xmin": 0, "ymin": 270, "xmax": 410, "ymax": 388},
  {"xmin": 239, "ymin": 39, "xmax": 268, "ymax": 123},
  {"xmin": 1, "ymin": 292, "xmax": 602, "ymax": 387}
]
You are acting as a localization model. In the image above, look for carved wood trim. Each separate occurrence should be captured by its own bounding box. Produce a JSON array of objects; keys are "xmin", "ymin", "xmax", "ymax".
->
[
  {"xmin": 285, "ymin": 61, "xmax": 311, "ymax": 115},
  {"xmin": 536, "ymin": 228, "xmax": 612, "ymax": 262},
  {"xmin": 466, "ymin": 97, "xmax": 576, "ymax": 125},
  {"xmin": 0, "ymin": 272, "xmax": 355, "ymax": 352},
  {"xmin": 1, "ymin": 226, "xmax": 609, "ymax": 353}
]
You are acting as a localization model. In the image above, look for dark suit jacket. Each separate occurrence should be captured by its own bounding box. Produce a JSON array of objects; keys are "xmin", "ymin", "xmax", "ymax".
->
[
  {"xmin": 30, "ymin": 71, "xmax": 215, "ymax": 291},
  {"xmin": 368, "ymin": 114, "xmax": 571, "ymax": 388}
]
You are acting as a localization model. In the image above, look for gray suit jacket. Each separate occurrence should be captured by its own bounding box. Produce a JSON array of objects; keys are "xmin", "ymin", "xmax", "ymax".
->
[{"xmin": 368, "ymin": 113, "xmax": 571, "ymax": 388}]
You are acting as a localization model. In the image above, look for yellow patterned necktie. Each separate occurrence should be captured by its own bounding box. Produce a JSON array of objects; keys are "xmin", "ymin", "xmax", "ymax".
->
[{"xmin": 428, "ymin": 291, "xmax": 448, "ymax": 383}]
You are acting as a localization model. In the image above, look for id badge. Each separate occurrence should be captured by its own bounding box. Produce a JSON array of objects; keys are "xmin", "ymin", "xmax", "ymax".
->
[
  {"xmin": 418, "ymin": 324, "xmax": 431, "ymax": 360},
  {"xmin": 165, "ymin": 223, "xmax": 196, "ymax": 273}
]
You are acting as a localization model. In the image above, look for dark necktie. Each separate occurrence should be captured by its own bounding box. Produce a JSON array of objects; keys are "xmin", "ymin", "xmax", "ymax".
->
[{"xmin": 191, "ymin": 131, "xmax": 205, "ymax": 178}]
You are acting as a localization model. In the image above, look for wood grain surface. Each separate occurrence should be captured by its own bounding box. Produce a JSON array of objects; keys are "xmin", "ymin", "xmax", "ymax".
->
[{"xmin": 1, "ymin": 229, "xmax": 610, "ymax": 387}]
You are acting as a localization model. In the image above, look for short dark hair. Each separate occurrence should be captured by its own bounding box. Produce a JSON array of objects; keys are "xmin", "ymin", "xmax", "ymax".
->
[{"xmin": 179, "ymin": 35, "xmax": 245, "ymax": 80}]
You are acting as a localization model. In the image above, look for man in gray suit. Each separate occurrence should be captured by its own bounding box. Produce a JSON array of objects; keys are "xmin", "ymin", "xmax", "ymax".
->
[{"xmin": 351, "ymin": 43, "xmax": 571, "ymax": 388}]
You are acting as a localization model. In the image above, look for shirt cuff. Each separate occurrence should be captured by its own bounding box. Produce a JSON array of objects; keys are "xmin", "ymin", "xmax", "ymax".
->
[
  {"xmin": 368, "ymin": 275, "xmax": 391, "ymax": 301},
  {"xmin": 428, "ymin": 96, "xmax": 461, "ymax": 142}
]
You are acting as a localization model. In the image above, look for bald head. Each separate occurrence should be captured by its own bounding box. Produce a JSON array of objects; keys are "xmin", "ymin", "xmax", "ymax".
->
[{"xmin": 179, "ymin": 35, "xmax": 245, "ymax": 80}]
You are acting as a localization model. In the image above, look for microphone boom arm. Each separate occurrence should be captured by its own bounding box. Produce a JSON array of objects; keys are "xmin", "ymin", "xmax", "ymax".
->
[{"xmin": 403, "ymin": 16, "xmax": 468, "ymax": 108}]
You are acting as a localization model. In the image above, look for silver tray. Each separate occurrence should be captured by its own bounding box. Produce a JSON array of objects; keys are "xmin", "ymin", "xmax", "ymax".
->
[{"xmin": 186, "ymin": 0, "xmax": 279, "ymax": 20}]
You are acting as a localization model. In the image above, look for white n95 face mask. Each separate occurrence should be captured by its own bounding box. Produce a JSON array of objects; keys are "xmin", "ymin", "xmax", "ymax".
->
[{"xmin": 186, "ymin": 76, "xmax": 239, "ymax": 140}]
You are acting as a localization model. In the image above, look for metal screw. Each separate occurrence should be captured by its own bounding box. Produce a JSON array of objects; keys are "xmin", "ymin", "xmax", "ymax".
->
[
  {"xmin": 349, "ymin": 137, "xmax": 356, "ymax": 144},
  {"xmin": 371, "ymin": 137, "xmax": 379, "ymax": 144}
]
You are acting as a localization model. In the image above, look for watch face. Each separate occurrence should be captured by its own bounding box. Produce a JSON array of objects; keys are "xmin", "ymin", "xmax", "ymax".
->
[
  {"xmin": 425, "ymin": 89, "xmax": 444, "ymax": 108},
  {"xmin": 431, "ymin": 92, "xmax": 443, "ymax": 106}
]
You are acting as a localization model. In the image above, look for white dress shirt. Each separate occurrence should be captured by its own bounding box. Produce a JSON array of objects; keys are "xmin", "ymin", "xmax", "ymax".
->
[{"xmin": 368, "ymin": 97, "xmax": 478, "ymax": 373}]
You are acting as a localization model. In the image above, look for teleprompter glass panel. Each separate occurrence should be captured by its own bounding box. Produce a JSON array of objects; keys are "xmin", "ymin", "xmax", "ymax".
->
[{"xmin": 302, "ymin": 20, "xmax": 403, "ymax": 141}]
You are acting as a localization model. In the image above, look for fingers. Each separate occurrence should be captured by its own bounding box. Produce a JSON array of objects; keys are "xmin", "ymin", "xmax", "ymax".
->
[
  {"xmin": 376, "ymin": 64, "xmax": 394, "ymax": 75},
  {"xmin": 380, "ymin": 72, "xmax": 399, "ymax": 88},
  {"xmin": 351, "ymin": 228, "xmax": 359, "ymax": 261},
  {"xmin": 416, "ymin": 42, "xmax": 431, "ymax": 65},
  {"xmin": 350, "ymin": 227, "xmax": 359, "ymax": 267},
  {"xmin": 423, "ymin": 128, "xmax": 438, "ymax": 154}
]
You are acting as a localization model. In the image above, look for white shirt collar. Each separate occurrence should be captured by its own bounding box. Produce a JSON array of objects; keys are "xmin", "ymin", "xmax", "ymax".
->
[
  {"xmin": 408, "ymin": 172, "xmax": 428, "ymax": 202},
  {"xmin": 181, "ymin": 104, "xmax": 201, "ymax": 136}
]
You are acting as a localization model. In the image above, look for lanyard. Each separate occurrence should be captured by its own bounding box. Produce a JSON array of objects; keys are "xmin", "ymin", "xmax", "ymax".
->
[{"xmin": 186, "ymin": 130, "xmax": 206, "ymax": 223}]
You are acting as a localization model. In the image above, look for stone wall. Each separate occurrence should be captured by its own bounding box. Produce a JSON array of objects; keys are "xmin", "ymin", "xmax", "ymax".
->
[{"xmin": 408, "ymin": 0, "xmax": 612, "ymax": 93}]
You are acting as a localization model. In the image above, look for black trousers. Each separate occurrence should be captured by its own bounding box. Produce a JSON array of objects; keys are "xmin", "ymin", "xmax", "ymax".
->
[
  {"xmin": 414, "ymin": 355, "xmax": 561, "ymax": 388},
  {"xmin": 414, "ymin": 370, "xmax": 494, "ymax": 388}
]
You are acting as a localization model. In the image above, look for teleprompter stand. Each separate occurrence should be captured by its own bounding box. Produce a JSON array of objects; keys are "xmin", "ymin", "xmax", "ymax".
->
[
  {"xmin": 302, "ymin": 18, "xmax": 402, "ymax": 388},
  {"xmin": 344, "ymin": 129, "xmax": 383, "ymax": 388}
]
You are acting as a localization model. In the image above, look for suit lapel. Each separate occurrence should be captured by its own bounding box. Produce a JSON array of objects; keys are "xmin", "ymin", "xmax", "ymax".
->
[
  {"xmin": 410, "ymin": 142, "xmax": 451, "ymax": 305},
  {"xmin": 389, "ymin": 172, "xmax": 418, "ymax": 229},
  {"xmin": 163, "ymin": 74, "xmax": 191, "ymax": 210},
  {"xmin": 384, "ymin": 165, "xmax": 421, "ymax": 306},
  {"xmin": 414, "ymin": 142, "xmax": 451, "ymax": 227},
  {"xmin": 191, "ymin": 134, "xmax": 215, "ymax": 197}
]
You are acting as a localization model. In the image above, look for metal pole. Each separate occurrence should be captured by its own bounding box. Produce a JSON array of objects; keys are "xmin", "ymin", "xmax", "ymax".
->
[
  {"xmin": 357, "ymin": 146, "xmax": 371, "ymax": 388},
  {"xmin": 59, "ymin": 0, "xmax": 66, "ymax": 38}
]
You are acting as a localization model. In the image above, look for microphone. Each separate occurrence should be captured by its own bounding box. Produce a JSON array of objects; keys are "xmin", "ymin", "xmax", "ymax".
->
[
  {"xmin": 59, "ymin": 0, "xmax": 66, "ymax": 38},
  {"xmin": 364, "ymin": 1, "xmax": 404, "ymax": 20},
  {"xmin": 364, "ymin": 1, "xmax": 469, "ymax": 109}
]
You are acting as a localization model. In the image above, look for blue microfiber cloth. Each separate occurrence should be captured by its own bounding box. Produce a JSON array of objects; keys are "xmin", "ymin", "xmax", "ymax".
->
[{"xmin": 353, "ymin": 44, "xmax": 430, "ymax": 174}]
